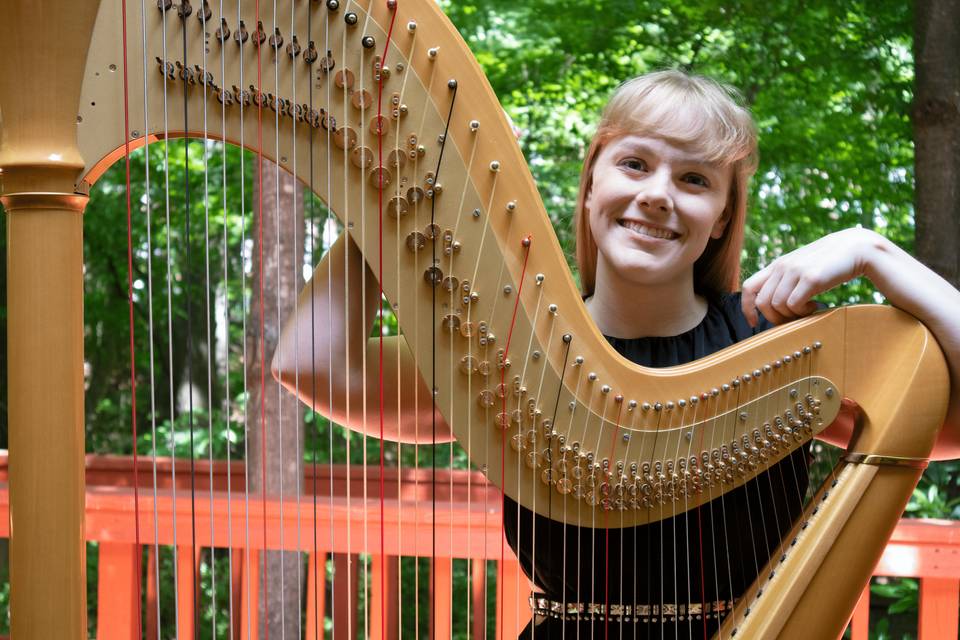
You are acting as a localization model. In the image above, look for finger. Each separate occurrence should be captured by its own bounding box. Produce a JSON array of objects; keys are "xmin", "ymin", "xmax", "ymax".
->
[
  {"xmin": 753, "ymin": 268, "xmax": 790, "ymax": 325},
  {"xmin": 786, "ymin": 274, "xmax": 824, "ymax": 313},
  {"xmin": 769, "ymin": 271, "xmax": 802, "ymax": 321},
  {"xmin": 741, "ymin": 270, "xmax": 768, "ymax": 327}
]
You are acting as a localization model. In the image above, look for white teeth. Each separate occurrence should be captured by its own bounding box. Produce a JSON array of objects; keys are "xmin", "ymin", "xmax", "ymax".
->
[{"xmin": 620, "ymin": 220, "xmax": 678, "ymax": 240}]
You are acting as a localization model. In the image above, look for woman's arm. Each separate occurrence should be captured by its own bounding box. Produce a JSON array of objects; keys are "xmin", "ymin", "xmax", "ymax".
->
[
  {"xmin": 271, "ymin": 232, "xmax": 454, "ymax": 444},
  {"xmin": 740, "ymin": 227, "xmax": 960, "ymax": 460}
]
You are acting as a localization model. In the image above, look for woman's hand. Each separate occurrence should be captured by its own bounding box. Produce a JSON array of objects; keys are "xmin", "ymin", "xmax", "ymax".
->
[{"xmin": 740, "ymin": 228, "xmax": 880, "ymax": 326}]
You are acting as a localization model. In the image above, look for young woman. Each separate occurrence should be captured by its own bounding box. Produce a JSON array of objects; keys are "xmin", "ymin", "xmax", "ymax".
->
[{"xmin": 274, "ymin": 70, "xmax": 960, "ymax": 638}]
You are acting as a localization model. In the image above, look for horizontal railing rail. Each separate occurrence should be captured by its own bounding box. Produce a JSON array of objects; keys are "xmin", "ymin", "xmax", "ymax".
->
[{"xmin": 0, "ymin": 454, "xmax": 956, "ymax": 638}]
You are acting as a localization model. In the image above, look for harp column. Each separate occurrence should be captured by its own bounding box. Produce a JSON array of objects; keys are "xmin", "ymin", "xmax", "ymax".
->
[{"xmin": 0, "ymin": 1, "xmax": 101, "ymax": 637}]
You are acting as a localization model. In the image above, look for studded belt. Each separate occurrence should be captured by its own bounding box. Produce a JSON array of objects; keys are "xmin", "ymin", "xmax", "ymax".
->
[{"xmin": 529, "ymin": 595, "xmax": 737, "ymax": 623}]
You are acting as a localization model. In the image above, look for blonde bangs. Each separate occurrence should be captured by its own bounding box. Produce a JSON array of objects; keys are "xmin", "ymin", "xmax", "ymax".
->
[{"xmin": 608, "ymin": 74, "xmax": 757, "ymax": 171}]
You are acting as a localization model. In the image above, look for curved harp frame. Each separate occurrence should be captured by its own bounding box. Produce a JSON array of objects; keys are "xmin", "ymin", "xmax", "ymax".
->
[{"xmin": 1, "ymin": 0, "xmax": 949, "ymax": 638}]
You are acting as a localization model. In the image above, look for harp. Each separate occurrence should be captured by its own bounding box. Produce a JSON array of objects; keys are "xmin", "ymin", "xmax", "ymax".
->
[{"xmin": 1, "ymin": 0, "xmax": 949, "ymax": 638}]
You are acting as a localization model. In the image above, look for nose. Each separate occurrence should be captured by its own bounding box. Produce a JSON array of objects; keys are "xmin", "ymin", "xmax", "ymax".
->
[{"xmin": 635, "ymin": 167, "xmax": 673, "ymax": 213}]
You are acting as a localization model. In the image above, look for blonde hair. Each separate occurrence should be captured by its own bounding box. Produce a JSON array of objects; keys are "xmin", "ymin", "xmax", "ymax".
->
[{"xmin": 574, "ymin": 69, "xmax": 759, "ymax": 299}]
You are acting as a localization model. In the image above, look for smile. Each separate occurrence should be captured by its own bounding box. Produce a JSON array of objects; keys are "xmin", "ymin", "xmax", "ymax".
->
[{"xmin": 618, "ymin": 220, "xmax": 680, "ymax": 240}]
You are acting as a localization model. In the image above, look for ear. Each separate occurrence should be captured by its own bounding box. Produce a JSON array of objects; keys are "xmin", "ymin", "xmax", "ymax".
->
[{"xmin": 710, "ymin": 207, "xmax": 730, "ymax": 239}]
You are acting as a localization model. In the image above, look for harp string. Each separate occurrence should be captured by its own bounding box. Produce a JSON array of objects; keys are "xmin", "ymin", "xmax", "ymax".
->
[
  {"xmin": 119, "ymin": 0, "xmax": 145, "ymax": 636},
  {"xmin": 305, "ymin": 2, "xmax": 323, "ymax": 637},
  {"xmin": 136, "ymin": 0, "xmax": 165, "ymax": 633},
  {"xmin": 215, "ymin": 0, "xmax": 238, "ymax": 632},
  {"xmin": 196, "ymin": 3, "xmax": 219, "ymax": 632},
  {"xmin": 174, "ymin": 7, "xmax": 203, "ymax": 632},
  {"xmin": 286, "ymin": 0, "xmax": 304, "ymax": 635},
  {"xmin": 156, "ymin": 3, "xmax": 186, "ymax": 632}
]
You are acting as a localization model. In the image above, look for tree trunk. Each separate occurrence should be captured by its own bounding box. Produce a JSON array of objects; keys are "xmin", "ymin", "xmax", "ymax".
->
[
  {"xmin": 246, "ymin": 155, "xmax": 306, "ymax": 638},
  {"xmin": 914, "ymin": 0, "xmax": 960, "ymax": 289}
]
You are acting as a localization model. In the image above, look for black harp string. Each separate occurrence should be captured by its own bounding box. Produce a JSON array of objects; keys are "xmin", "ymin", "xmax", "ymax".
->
[
  {"xmin": 429, "ymin": 75, "xmax": 459, "ymax": 636},
  {"xmin": 546, "ymin": 334, "xmax": 572, "ymax": 627}
]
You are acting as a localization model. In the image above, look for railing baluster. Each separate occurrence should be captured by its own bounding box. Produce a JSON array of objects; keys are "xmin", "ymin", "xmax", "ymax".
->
[
  {"xmin": 430, "ymin": 557, "xmax": 453, "ymax": 639},
  {"xmin": 332, "ymin": 553, "xmax": 359, "ymax": 640},
  {"xmin": 472, "ymin": 558, "xmax": 487, "ymax": 640},
  {"xmin": 95, "ymin": 542, "xmax": 139, "ymax": 640},
  {"xmin": 497, "ymin": 557, "xmax": 532, "ymax": 638},
  {"xmin": 370, "ymin": 554, "xmax": 399, "ymax": 640},
  {"xmin": 305, "ymin": 551, "xmax": 327, "ymax": 640},
  {"xmin": 919, "ymin": 577, "xmax": 960, "ymax": 639}
]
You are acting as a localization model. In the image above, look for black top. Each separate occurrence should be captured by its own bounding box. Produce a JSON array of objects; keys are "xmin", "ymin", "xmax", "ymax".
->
[{"xmin": 504, "ymin": 293, "xmax": 811, "ymax": 639}]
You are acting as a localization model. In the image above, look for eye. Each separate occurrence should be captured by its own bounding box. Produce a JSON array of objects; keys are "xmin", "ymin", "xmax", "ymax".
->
[
  {"xmin": 620, "ymin": 158, "xmax": 647, "ymax": 172},
  {"xmin": 683, "ymin": 173, "xmax": 710, "ymax": 187}
]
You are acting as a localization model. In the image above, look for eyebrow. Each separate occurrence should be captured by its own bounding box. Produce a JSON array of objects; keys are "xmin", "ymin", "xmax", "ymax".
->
[{"xmin": 613, "ymin": 140, "xmax": 721, "ymax": 171}]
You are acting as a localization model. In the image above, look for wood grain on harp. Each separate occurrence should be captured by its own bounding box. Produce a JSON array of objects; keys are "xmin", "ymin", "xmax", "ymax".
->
[{"xmin": 3, "ymin": 0, "xmax": 952, "ymax": 638}]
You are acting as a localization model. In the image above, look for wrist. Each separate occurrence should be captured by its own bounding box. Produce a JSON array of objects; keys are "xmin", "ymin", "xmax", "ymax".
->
[{"xmin": 859, "ymin": 229, "xmax": 897, "ymax": 285}]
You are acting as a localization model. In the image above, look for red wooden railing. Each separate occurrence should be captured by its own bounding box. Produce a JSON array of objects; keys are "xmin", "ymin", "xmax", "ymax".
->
[{"xmin": 0, "ymin": 454, "xmax": 958, "ymax": 638}]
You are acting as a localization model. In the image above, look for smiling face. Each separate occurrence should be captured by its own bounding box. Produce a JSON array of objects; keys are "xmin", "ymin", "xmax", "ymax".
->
[{"xmin": 585, "ymin": 135, "xmax": 733, "ymax": 291}]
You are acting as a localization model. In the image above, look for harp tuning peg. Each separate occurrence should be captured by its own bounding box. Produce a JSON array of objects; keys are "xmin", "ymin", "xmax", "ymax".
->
[
  {"xmin": 177, "ymin": 0, "xmax": 192, "ymax": 19},
  {"xmin": 252, "ymin": 21, "xmax": 266, "ymax": 47},
  {"xmin": 326, "ymin": 0, "xmax": 340, "ymax": 10},
  {"xmin": 234, "ymin": 20, "xmax": 248, "ymax": 45},
  {"xmin": 269, "ymin": 27, "xmax": 284, "ymax": 50},
  {"xmin": 196, "ymin": 0, "xmax": 211, "ymax": 22},
  {"xmin": 287, "ymin": 35, "xmax": 301, "ymax": 58},
  {"xmin": 215, "ymin": 18, "xmax": 230, "ymax": 42},
  {"xmin": 303, "ymin": 40, "xmax": 318, "ymax": 64},
  {"xmin": 157, "ymin": 0, "xmax": 173, "ymax": 12}
]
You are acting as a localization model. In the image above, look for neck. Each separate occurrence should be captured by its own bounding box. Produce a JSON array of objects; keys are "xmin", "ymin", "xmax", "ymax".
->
[{"xmin": 586, "ymin": 259, "xmax": 708, "ymax": 339}]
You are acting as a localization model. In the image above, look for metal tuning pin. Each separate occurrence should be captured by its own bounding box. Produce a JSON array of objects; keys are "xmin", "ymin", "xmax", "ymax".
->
[
  {"xmin": 177, "ymin": 0, "xmax": 192, "ymax": 19},
  {"xmin": 345, "ymin": 12, "xmax": 358, "ymax": 26},
  {"xmin": 326, "ymin": 0, "xmax": 340, "ymax": 10},
  {"xmin": 196, "ymin": 0, "xmax": 211, "ymax": 22},
  {"xmin": 157, "ymin": 0, "xmax": 172, "ymax": 12},
  {"xmin": 215, "ymin": 18, "xmax": 230, "ymax": 42},
  {"xmin": 361, "ymin": 35, "xmax": 376, "ymax": 49},
  {"xmin": 286, "ymin": 35, "xmax": 301, "ymax": 59},
  {"xmin": 269, "ymin": 27, "xmax": 283, "ymax": 51}
]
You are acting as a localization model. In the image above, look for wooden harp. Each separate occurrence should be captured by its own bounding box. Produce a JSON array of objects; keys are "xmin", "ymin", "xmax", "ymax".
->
[{"xmin": 1, "ymin": 0, "xmax": 949, "ymax": 638}]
